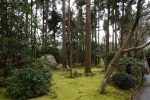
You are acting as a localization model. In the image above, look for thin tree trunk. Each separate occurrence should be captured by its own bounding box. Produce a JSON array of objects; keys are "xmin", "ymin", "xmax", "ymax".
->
[
  {"xmin": 112, "ymin": 8, "xmax": 115, "ymax": 51},
  {"xmin": 62, "ymin": 0, "xmax": 67, "ymax": 68},
  {"xmin": 112, "ymin": 24, "xmax": 115, "ymax": 51},
  {"xmin": 77, "ymin": 32, "xmax": 79, "ymax": 63},
  {"xmin": 68, "ymin": 0, "xmax": 73, "ymax": 77},
  {"xmin": 45, "ymin": 0, "xmax": 48, "ymax": 47},
  {"xmin": 79, "ymin": 6, "xmax": 84, "ymax": 65},
  {"xmin": 52, "ymin": 0, "xmax": 56, "ymax": 43},
  {"xmin": 42, "ymin": 1, "xmax": 45, "ymax": 48},
  {"xmin": 31, "ymin": 0, "xmax": 33, "ymax": 59},
  {"xmin": 115, "ymin": 22, "xmax": 117, "ymax": 50},
  {"xmin": 120, "ymin": 0, "xmax": 125, "ymax": 47},
  {"xmin": 25, "ymin": 0, "xmax": 29, "ymax": 38},
  {"xmin": 105, "ymin": 0, "xmax": 110, "ymax": 71},
  {"xmin": 3, "ymin": 0, "xmax": 8, "ymax": 79},
  {"xmin": 33, "ymin": 1, "xmax": 38, "ymax": 58},
  {"xmin": 94, "ymin": 0, "xmax": 97, "ymax": 65}
]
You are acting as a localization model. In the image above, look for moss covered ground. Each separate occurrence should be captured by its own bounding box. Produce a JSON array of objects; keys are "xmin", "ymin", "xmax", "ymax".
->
[{"xmin": 0, "ymin": 67, "xmax": 131, "ymax": 100}]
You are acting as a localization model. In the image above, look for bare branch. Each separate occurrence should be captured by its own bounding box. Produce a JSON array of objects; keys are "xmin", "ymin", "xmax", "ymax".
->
[{"xmin": 123, "ymin": 41, "xmax": 150, "ymax": 53}]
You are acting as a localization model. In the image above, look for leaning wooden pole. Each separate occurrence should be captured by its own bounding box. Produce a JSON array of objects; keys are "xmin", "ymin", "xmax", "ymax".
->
[{"xmin": 99, "ymin": 0, "xmax": 143, "ymax": 93}]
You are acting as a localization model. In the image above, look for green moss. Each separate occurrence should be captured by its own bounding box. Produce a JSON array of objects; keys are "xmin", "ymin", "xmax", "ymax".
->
[
  {"xmin": 31, "ymin": 67, "xmax": 131, "ymax": 100},
  {"xmin": 0, "ymin": 67, "xmax": 131, "ymax": 100},
  {"xmin": 0, "ymin": 88, "xmax": 11, "ymax": 100}
]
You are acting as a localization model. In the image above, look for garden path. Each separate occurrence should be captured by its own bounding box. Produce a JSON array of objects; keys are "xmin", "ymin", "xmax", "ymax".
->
[{"xmin": 133, "ymin": 74, "xmax": 150, "ymax": 100}]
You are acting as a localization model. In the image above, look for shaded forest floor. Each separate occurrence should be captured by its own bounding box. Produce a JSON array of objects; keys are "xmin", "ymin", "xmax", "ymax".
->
[{"xmin": 0, "ymin": 67, "xmax": 131, "ymax": 100}]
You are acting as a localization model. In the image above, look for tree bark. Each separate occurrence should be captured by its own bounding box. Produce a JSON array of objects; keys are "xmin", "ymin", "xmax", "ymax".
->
[
  {"xmin": 105, "ymin": 0, "xmax": 110, "ymax": 71},
  {"xmin": 123, "ymin": 41, "xmax": 150, "ymax": 53},
  {"xmin": 62, "ymin": 0, "xmax": 67, "ymax": 68},
  {"xmin": 42, "ymin": 0, "xmax": 48, "ymax": 48},
  {"xmin": 94, "ymin": 0, "xmax": 97, "ymax": 65},
  {"xmin": 68, "ymin": 0, "xmax": 73, "ymax": 77},
  {"xmin": 99, "ymin": 0, "xmax": 143, "ymax": 93},
  {"xmin": 44, "ymin": 0, "xmax": 48, "ymax": 47},
  {"xmin": 33, "ymin": 1, "xmax": 38, "ymax": 59},
  {"xmin": 115, "ymin": 22, "xmax": 117, "ymax": 50},
  {"xmin": 112, "ymin": 23, "xmax": 115, "ymax": 51},
  {"xmin": 120, "ymin": 0, "xmax": 125, "ymax": 47},
  {"xmin": 84, "ymin": 0, "xmax": 92, "ymax": 75},
  {"xmin": 31, "ymin": 0, "xmax": 33, "ymax": 59}
]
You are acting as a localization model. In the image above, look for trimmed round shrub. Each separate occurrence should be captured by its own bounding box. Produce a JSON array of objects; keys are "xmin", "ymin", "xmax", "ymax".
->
[
  {"xmin": 112, "ymin": 73, "xmax": 137, "ymax": 90},
  {"xmin": 5, "ymin": 59, "xmax": 52, "ymax": 100}
]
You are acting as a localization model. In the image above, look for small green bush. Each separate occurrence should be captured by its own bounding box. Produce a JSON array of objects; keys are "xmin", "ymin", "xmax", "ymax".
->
[
  {"xmin": 5, "ymin": 59, "xmax": 52, "ymax": 100},
  {"xmin": 116, "ymin": 57, "xmax": 135, "ymax": 73},
  {"xmin": 112, "ymin": 73, "xmax": 137, "ymax": 90},
  {"xmin": 108, "ymin": 51, "xmax": 116, "ymax": 63},
  {"xmin": 116, "ymin": 57, "xmax": 146, "ymax": 76},
  {"xmin": 40, "ymin": 46, "xmax": 60, "ymax": 63}
]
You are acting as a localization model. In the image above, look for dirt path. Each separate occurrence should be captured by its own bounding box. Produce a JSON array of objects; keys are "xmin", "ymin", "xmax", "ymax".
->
[{"xmin": 133, "ymin": 75, "xmax": 150, "ymax": 100}]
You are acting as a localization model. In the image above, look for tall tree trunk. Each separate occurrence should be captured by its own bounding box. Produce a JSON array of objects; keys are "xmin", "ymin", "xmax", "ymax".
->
[
  {"xmin": 94, "ymin": 0, "xmax": 97, "ymax": 65},
  {"xmin": 33, "ymin": 1, "xmax": 38, "ymax": 58},
  {"xmin": 112, "ymin": 9, "xmax": 115, "ymax": 51},
  {"xmin": 98, "ymin": 21, "xmax": 100, "ymax": 45},
  {"xmin": 52, "ymin": 0, "xmax": 56, "ymax": 43},
  {"xmin": 25, "ymin": 0, "xmax": 29, "ymax": 38},
  {"xmin": 68, "ymin": 0, "xmax": 73, "ymax": 77},
  {"xmin": 120, "ymin": 0, "xmax": 125, "ymax": 47},
  {"xmin": 44, "ymin": 0, "xmax": 48, "ymax": 48},
  {"xmin": 115, "ymin": 22, "xmax": 117, "ymax": 50},
  {"xmin": 77, "ymin": 32, "xmax": 79, "ymax": 63},
  {"xmin": 42, "ymin": 0, "xmax": 48, "ymax": 49},
  {"xmin": 84, "ymin": 0, "xmax": 92, "ymax": 75},
  {"xmin": 42, "ymin": 1, "xmax": 45, "ymax": 48},
  {"xmin": 79, "ymin": 6, "xmax": 84, "ymax": 65},
  {"xmin": 31, "ymin": 0, "xmax": 33, "ymax": 59},
  {"xmin": 112, "ymin": 23, "xmax": 115, "ymax": 51},
  {"xmin": 105, "ymin": 0, "xmax": 110, "ymax": 71},
  {"xmin": 99, "ymin": 0, "xmax": 143, "ymax": 93},
  {"xmin": 62, "ymin": 0, "xmax": 67, "ymax": 68}
]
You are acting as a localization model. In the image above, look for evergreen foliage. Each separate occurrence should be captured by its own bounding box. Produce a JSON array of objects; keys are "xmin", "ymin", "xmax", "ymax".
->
[
  {"xmin": 112, "ymin": 73, "xmax": 136, "ymax": 90},
  {"xmin": 5, "ymin": 59, "xmax": 52, "ymax": 100}
]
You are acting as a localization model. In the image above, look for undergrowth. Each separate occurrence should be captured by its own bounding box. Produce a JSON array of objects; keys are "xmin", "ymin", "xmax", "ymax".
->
[{"xmin": 0, "ymin": 67, "xmax": 131, "ymax": 100}]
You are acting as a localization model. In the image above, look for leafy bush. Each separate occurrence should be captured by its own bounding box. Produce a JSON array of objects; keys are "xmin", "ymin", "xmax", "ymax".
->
[
  {"xmin": 101, "ymin": 51, "xmax": 116, "ymax": 63},
  {"xmin": 112, "ymin": 73, "xmax": 137, "ymax": 90},
  {"xmin": 116, "ymin": 57, "xmax": 135, "ymax": 73},
  {"xmin": 108, "ymin": 51, "xmax": 116, "ymax": 63},
  {"xmin": 5, "ymin": 59, "xmax": 52, "ymax": 100},
  {"xmin": 135, "ymin": 51, "xmax": 144, "ymax": 60},
  {"xmin": 116, "ymin": 57, "xmax": 147, "ymax": 80},
  {"xmin": 40, "ymin": 46, "xmax": 60, "ymax": 63},
  {"xmin": 144, "ymin": 47, "xmax": 150, "ymax": 56}
]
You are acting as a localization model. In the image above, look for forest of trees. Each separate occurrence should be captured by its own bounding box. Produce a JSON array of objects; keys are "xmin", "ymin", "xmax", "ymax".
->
[{"xmin": 0, "ymin": 0, "xmax": 150, "ymax": 100}]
